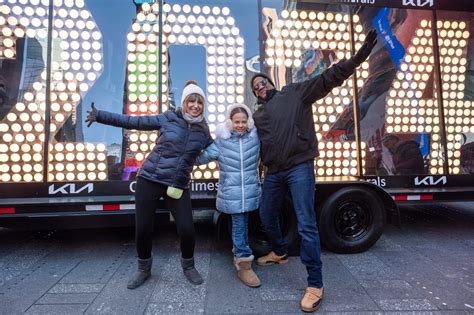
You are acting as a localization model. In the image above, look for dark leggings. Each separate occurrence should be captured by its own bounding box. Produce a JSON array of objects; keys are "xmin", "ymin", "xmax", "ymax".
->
[{"xmin": 134, "ymin": 177, "xmax": 195, "ymax": 259}]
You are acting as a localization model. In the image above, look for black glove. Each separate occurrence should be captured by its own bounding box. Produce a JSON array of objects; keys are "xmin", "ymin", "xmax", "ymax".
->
[
  {"xmin": 352, "ymin": 29, "xmax": 378, "ymax": 65},
  {"xmin": 85, "ymin": 102, "xmax": 98, "ymax": 127}
]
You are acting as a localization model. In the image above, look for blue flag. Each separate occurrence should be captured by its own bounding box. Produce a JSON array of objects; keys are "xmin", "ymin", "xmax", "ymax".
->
[{"xmin": 373, "ymin": 8, "xmax": 406, "ymax": 69}]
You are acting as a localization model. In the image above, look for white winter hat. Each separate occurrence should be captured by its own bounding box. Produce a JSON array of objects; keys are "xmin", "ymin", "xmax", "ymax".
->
[{"xmin": 181, "ymin": 83, "xmax": 206, "ymax": 106}]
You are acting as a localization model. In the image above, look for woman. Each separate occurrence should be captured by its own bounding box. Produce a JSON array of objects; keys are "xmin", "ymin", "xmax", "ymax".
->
[
  {"xmin": 195, "ymin": 104, "xmax": 261, "ymax": 288},
  {"xmin": 85, "ymin": 81, "xmax": 212, "ymax": 289}
]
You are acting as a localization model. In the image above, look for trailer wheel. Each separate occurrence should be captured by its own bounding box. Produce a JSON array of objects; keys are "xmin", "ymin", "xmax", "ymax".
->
[
  {"xmin": 319, "ymin": 187, "xmax": 385, "ymax": 254},
  {"xmin": 248, "ymin": 196, "xmax": 300, "ymax": 257}
]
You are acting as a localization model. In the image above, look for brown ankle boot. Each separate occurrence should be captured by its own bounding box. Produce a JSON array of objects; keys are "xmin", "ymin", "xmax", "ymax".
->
[
  {"xmin": 256, "ymin": 251, "xmax": 288, "ymax": 266},
  {"xmin": 234, "ymin": 255, "xmax": 261, "ymax": 288},
  {"xmin": 300, "ymin": 287, "xmax": 324, "ymax": 312}
]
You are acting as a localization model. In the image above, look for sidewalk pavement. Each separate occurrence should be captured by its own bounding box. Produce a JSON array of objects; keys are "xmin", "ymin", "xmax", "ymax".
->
[{"xmin": 0, "ymin": 205, "xmax": 473, "ymax": 314}]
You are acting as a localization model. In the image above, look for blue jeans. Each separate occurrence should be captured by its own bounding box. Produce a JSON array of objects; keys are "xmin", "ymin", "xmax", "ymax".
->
[
  {"xmin": 259, "ymin": 161, "xmax": 323, "ymax": 288},
  {"xmin": 231, "ymin": 212, "xmax": 253, "ymax": 258}
]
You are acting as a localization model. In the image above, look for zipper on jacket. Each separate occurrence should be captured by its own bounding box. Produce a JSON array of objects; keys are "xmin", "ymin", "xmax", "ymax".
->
[
  {"xmin": 173, "ymin": 123, "xmax": 191, "ymax": 186},
  {"xmin": 239, "ymin": 136, "xmax": 245, "ymax": 212}
]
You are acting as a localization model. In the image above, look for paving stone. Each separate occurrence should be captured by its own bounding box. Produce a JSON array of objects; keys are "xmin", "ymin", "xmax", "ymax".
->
[
  {"xmin": 0, "ymin": 253, "xmax": 79, "ymax": 313},
  {"xmin": 49, "ymin": 283, "xmax": 104, "ymax": 294},
  {"xmin": 150, "ymin": 252, "xmax": 210, "ymax": 305},
  {"xmin": 85, "ymin": 256, "xmax": 161, "ymax": 314},
  {"xmin": 0, "ymin": 241, "xmax": 54, "ymax": 286},
  {"xmin": 145, "ymin": 302, "xmax": 205, "ymax": 314},
  {"xmin": 59, "ymin": 245, "xmax": 133, "ymax": 284},
  {"xmin": 36, "ymin": 293, "xmax": 97, "ymax": 304},
  {"xmin": 376, "ymin": 298, "xmax": 437, "ymax": 311},
  {"xmin": 25, "ymin": 304, "xmax": 88, "ymax": 314},
  {"xmin": 317, "ymin": 287, "xmax": 380, "ymax": 312},
  {"xmin": 336, "ymin": 252, "xmax": 399, "ymax": 281}
]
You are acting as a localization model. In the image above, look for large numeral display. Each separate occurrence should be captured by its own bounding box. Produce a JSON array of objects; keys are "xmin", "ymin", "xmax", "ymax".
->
[
  {"xmin": 263, "ymin": 9, "xmax": 368, "ymax": 176},
  {"xmin": 125, "ymin": 2, "xmax": 244, "ymax": 180},
  {"xmin": 385, "ymin": 19, "xmax": 473, "ymax": 174},
  {"xmin": 0, "ymin": 1, "xmax": 472, "ymax": 183},
  {"xmin": 0, "ymin": 0, "xmax": 105, "ymax": 182}
]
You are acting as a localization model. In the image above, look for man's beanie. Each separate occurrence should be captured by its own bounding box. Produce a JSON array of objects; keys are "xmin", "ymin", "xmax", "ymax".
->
[{"xmin": 250, "ymin": 73, "xmax": 275, "ymax": 96}]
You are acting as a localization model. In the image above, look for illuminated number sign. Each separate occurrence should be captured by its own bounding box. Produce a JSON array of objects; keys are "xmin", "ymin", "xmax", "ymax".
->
[
  {"xmin": 263, "ymin": 9, "xmax": 368, "ymax": 176},
  {"xmin": 0, "ymin": 0, "xmax": 105, "ymax": 182},
  {"xmin": 0, "ymin": 1, "xmax": 472, "ymax": 183},
  {"xmin": 385, "ymin": 19, "xmax": 473, "ymax": 175},
  {"xmin": 125, "ymin": 3, "xmax": 245, "ymax": 180}
]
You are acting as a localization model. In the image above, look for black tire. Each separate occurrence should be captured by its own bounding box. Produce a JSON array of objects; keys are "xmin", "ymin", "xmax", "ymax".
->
[
  {"xmin": 248, "ymin": 195, "xmax": 300, "ymax": 257},
  {"xmin": 319, "ymin": 186, "xmax": 385, "ymax": 254}
]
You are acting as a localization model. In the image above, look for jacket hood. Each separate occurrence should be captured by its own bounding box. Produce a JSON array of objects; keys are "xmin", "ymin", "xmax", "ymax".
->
[{"xmin": 215, "ymin": 103, "xmax": 256, "ymax": 140}]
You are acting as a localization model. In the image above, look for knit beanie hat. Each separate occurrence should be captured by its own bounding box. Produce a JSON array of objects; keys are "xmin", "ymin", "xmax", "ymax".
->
[
  {"xmin": 181, "ymin": 81, "xmax": 205, "ymax": 106},
  {"xmin": 250, "ymin": 73, "xmax": 275, "ymax": 96}
]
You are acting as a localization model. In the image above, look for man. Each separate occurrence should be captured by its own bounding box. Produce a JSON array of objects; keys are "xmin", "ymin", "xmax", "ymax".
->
[
  {"xmin": 381, "ymin": 134, "xmax": 425, "ymax": 175},
  {"xmin": 250, "ymin": 29, "xmax": 377, "ymax": 312}
]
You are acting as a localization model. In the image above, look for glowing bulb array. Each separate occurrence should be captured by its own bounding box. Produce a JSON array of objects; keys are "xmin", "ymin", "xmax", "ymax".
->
[
  {"xmin": 385, "ymin": 19, "xmax": 473, "ymax": 175},
  {"xmin": 47, "ymin": 143, "xmax": 108, "ymax": 181},
  {"xmin": 316, "ymin": 141, "xmax": 366, "ymax": 176},
  {"xmin": 266, "ymin": 10, "xmax": 368, "ymax": 176},
  {"xmin": 125, "ymin": 3, "xmax": 245, "ymax": 178},
  {"xmin": 0, "ymin": 0, "xmax": 104, "ymax": 182},
  {"xmin": 192, "ymin": 161, "xmax": 219, "ymax": 180}
]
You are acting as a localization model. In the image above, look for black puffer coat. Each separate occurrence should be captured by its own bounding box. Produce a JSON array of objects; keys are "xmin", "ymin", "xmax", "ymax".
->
[
  {"xmin": 253, "ymin": 59, "xmax": 357, "ymax": 173},
  {"xmin": 96, "ymin": 109, "xmax": 212, "ymax": 189}
]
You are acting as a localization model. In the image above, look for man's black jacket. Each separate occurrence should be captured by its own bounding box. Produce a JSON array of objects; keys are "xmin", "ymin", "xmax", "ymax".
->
[{"xmin": 253, "ymin": 59, "xmax": 357, "ymax": 174}]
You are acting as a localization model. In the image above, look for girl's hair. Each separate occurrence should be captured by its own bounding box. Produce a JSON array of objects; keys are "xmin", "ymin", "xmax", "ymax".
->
[
  {"xmin": 230, "ymin": 107, "xmax": 248, "ymax": 120},
  {"xmin": 183, "ymin": 80, "xmax": 204, "ymax": 104}
]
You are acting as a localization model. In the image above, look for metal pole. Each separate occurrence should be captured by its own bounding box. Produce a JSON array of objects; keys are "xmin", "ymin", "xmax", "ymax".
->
[
  {"xmin": 348, "ymin": 10, "xmax": 363, "ymax": 177},
  {"xmin": 158, "ymin": 0, "xmax": 163, "ymax": 113},
  {"xmin": 430, "ymin": 9, "xmax": 449, "ymax": 174},
  {"xmin": 42, "ymin": 0, "xmax": 54, "ymax": 182},
  {"xmin": 257, "ymin": 0, "xmax": 266, "ymax": 74}
]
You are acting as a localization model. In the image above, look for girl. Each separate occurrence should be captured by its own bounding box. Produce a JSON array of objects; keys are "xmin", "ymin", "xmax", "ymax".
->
[
  {"xmin": 195, "ymin": 103, "xmax": 261, "ymax": 288},
  {"xmin": 85, "ymin": 81, "xmax": 212, "ymax": 289}
]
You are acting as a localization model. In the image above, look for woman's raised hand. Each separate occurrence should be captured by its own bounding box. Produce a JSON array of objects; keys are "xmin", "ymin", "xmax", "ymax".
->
[{"xmin": 85, "ymin": 102, "xmax": 98, "ymax": 127}]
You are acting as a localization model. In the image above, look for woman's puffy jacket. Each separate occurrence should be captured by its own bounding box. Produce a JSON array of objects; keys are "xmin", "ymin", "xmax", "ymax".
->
[
  {"xmin": 96, "ymin": 109, "xmax": 212, "ymax": 189},
  {"xmin": 195, "ymin": 104, "xmax": 261, "ymax": 214}
]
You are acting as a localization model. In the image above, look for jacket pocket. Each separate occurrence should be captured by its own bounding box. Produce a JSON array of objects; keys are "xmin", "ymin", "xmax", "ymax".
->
[{"xmin": 294, "ymin": 126, "xmax": 310, "ymax": 152}]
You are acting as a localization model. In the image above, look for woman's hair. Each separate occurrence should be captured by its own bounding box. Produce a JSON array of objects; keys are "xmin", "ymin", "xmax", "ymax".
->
[
  {"xmin": 185, "ymin": 80, "xmax": 198, "ymax": 86},
  {"xmin": 230, "ymin": 107, "xmax": 248, "ymax": 120},
  {"xmin": 183, "ymin": 80, "xmax": 204, "ymax": 105}
]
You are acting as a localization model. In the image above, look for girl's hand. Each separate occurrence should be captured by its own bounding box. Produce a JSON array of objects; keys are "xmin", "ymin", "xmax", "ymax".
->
[{"xmin": 85, "ymin": 102, "xmax": 98, "ymax": 127}]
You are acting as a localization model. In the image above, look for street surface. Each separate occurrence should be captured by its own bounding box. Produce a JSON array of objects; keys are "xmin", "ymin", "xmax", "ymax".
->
[{"xmin": 0, "ymin": 204, "xmax": 473, "ymax": 314}]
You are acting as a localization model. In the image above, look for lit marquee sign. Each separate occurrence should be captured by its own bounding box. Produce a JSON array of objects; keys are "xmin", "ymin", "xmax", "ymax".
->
[
  {"xmin": 264, "ymin": 9, "xmax": 368, "ymax": 176},
  {"xmin": 0, "ymin": 1, "xmax": 472, "ymax": 183},
  {"xmin": 126, "ymin": 2, "xmax": 245, "ymax": 180},
  {"xmin": 0, "ymin": 0, "xmax": 104, "ymax": 182},
  {"xmin": 385, "ymin": 19, "xmax": 473, "ymax": 175}
]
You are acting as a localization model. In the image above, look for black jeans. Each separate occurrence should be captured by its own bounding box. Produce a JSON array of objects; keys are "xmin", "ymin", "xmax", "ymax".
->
[{"xmin": 135, "ymin": 177, "xmax": 195, "ymax": 259}]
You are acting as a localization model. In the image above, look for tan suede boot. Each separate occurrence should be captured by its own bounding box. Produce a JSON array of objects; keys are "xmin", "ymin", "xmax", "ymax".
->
[
  {"xmin": 300, "ymin": 287, "xmax": 324, "ymax": 312},
  {"xmin": 256, "ymin": 251, "xmax": 288, "ymax": 266},
  {"xmin": 234, "ymin": 255, "xmax": 261, "ymax": 288}
]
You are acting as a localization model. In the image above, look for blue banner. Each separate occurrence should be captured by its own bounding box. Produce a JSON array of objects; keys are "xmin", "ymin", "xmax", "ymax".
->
[{"xmin": 373, "ymin": 7, "xmax": 406, "ymax": 69}]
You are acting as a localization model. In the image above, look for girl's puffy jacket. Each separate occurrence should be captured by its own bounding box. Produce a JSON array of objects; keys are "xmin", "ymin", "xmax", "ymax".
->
[
  {"xmin": 195, "ymin": 104, "xmax": 261, "ymax": 214},
  {"xmin": 96, "ymin": 109, "xmax": 212, "ymax": 189}
]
